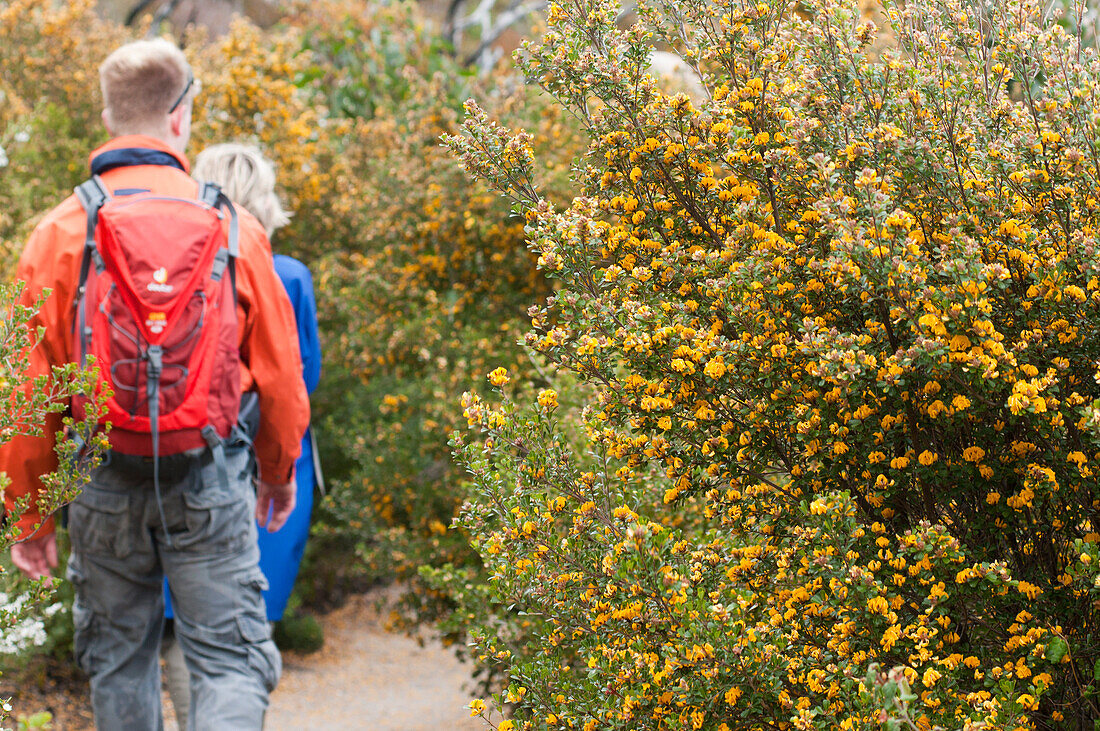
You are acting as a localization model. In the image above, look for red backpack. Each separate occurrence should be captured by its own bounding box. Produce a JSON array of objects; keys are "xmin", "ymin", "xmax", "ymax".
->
[{"xmin": 71, "ymin": 175, "xmax": 242, "ymax": 462}]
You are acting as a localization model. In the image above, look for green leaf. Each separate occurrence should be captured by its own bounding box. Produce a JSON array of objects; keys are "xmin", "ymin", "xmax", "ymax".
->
[
  {"xmin": 1045, "ymin": 636, "xmax": 1069, "ymax": 664},
  {"xmin": 881, "ymin": 680, "xmax": 897, "ymax": 703},
  {"xmin": 19, "ymin": 711, "xmax": 53, "ymax": 730}
]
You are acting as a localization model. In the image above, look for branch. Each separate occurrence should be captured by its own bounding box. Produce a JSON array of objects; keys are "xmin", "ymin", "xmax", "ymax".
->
[
  {"xmin": 125, "ymin": 0, "xmax": 157, "ymax": 26},
  {"xmin": 146, "ymin": 0, "xmax": 184, "ymax": 39},
  {"xmin": 461, "ymin": 0, "xmax": 549, "ymax": 72},
  {"xmin": 450, "ymin": 0, "xmax": 497, "ymax": 51}
]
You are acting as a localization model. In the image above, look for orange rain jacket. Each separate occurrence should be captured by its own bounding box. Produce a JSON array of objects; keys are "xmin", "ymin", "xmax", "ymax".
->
[{"xmin": 1, "ymin": 135, "xmax": 310, "ymax": 539}]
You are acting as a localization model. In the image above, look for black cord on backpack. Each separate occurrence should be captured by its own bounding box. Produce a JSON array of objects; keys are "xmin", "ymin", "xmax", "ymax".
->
[{"xmin": 146, "ymin": 345, "xmax": 174, "ymax": 550}]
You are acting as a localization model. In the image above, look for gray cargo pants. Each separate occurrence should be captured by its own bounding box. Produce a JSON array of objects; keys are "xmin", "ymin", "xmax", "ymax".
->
[{"xmin": 66, "ymin": 439, "xmax": 279, "ymax": 731}]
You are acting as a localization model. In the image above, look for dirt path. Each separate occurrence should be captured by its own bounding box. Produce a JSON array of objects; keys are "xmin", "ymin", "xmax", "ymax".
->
[
  {"xmin": 6, "ymin": 587, "xmax": 485, "ymax": 731},
  {"xmin": 264, "ymin": 587, "xmax": 485, "ymax": 731}
]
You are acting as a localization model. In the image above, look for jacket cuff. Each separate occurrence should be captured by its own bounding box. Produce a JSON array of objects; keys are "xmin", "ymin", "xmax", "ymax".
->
[
  {"xmin": 258, "ymin": 455, "xmax": 295, "ymax": 484},
  {"xmin": 16, "ymin": 513, "xmax": 55, "ymax": 542}
]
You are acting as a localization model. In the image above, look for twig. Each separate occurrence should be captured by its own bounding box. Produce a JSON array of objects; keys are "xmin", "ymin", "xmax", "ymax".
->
[
  {"xmin": 146, "ymin": 0, "xmax": 184, "ymax": 39},
  {"xmin": 125, "ymin": 0, "xmax": 157, "ymax": 26},
  {"xmin": 458, "ymin": 0, "xmax": 549, "ymax": 72}
]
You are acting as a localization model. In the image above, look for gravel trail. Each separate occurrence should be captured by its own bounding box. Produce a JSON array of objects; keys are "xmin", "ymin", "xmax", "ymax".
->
[{"xmin": 263, "ymin": 587, "xmax": 485, "ymax": 731}]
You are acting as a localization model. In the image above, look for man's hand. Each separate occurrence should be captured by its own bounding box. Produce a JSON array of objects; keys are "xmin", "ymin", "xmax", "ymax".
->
[
  {"xmin": 256, "ymin": 476, "xmax": 296, "ymax": 533},
  {"xmin": 11, "ymin": 532, "xmax": 58, "ymax": 583}
]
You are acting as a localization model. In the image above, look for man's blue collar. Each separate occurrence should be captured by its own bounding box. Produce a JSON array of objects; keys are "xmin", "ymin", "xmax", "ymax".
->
[{"xmin": 89, "ymin": 148, "xmax": 187, "ymax": 177}]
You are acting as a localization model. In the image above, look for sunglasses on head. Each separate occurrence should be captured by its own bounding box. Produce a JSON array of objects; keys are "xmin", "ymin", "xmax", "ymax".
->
[{"xmin": 168, "ymin": 70, "xmax": 197, "ymax": 114}]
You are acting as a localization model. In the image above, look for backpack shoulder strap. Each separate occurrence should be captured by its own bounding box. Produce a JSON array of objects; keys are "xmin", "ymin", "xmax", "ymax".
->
[
  {"xmin": 73, "ymin": 176, "xmax": 110, "ymax": 277},
  {"xmin": 198, "ymin": 181, "xmax": 240, "ymax": 292},
  {"xmin": 71, "ymin": 176, "xmax": 111, "ymax": 348},
  {"xmin": 198, "ymin": 180, "xmax": 220, "ymax": 208}
]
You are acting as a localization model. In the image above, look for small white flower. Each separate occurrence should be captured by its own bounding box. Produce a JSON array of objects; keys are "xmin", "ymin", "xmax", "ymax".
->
[
  {"xmin": 13, "ymin": 130, "xmax": 29, "ymax": 143},
  {"xmin": 0, "ymin": 593, "xmax": 60, "ymax": 655}
]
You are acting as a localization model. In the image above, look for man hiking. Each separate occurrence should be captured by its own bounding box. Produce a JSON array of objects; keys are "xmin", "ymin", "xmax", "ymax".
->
[{"xmin": 0, "ymin": 38, "xmax": 309, "ymax": 730}]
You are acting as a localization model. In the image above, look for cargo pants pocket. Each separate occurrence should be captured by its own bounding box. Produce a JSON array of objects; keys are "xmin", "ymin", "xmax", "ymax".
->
[
  {"xmin": 68, "ymin": 485, "xmax": 131, "ymax": 558},
  {"xmin": 240, "ymin": 614, "xmax": 280, "ymax": 693}
]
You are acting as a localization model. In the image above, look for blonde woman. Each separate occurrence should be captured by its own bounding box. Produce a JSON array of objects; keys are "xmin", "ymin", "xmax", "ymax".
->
[{"xmin": 163, "ymin": 143, "xmax": 321, "ymax": 728}]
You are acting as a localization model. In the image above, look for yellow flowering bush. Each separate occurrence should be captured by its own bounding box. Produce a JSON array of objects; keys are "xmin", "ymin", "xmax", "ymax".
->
[
  {"xmin": 0, "ymin": 0, "xmax": 125, "ymax": 275},
  {"xmin": 447, "ymin": 0, "xmax": 1100, "ymax": 725},
  {"xmin": 189, "ymin": 16, "xmax": 344, "ymax": 250}
]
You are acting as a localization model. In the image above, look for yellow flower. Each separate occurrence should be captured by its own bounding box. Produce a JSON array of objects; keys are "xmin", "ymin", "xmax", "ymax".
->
[
  {"xmin": 963, "ymin": 446, "xmax": 985, "ymax": 462},
  {"xmin": 487, "ymin": 367, "xmax": 510, "ymax": 386},
  {"xmin": 949, "ymin": 333, "xmax": 972, "ymax": 350},
  {"xmin": 613, "ymin": 506, "xmax": 638, "ymax": 521},
  {"xmin": 1040, "ymin": 130, "xmax": 1062, "ymax": 145},
  {"xmin": 537, "ymin": 389, "xmax": 559, "ymax": 409},
  {"xmin": 1017, "ymin": 581, "xmax": 1043, "ymax": 600},
  {"xmin": 704, "ymin": 357, "xmax": 727, "ymax": 378},
  {"xmin": 917, "ymin": 313, "xmax": 946, "ymax": 336}
]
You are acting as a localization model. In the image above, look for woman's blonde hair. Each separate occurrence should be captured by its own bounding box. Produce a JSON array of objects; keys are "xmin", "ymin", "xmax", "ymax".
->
[
  {"xmin": 193, "ymin": 143, "xmax": 292, "ymax": 238},
  {"xmin": 100, "ymin": 38, "xmax": 191, "ymax": 135}
]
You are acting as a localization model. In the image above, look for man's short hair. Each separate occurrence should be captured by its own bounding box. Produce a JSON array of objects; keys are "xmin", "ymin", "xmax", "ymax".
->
[
  {"xmin": 193, "ymin": 143, "xmax": 292, "ymax": 238},
  {"xmin": 100, "ymin": 39, "xmax": 191, "ymax": 135}
]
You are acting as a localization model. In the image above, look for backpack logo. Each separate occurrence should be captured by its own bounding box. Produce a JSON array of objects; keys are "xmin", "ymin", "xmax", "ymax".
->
[
  {"xmin": 147, "ymin": 267, "xmax": 173, "ymax": 293},
  {"xmin": 145, "ymin": 311, "xmax": 167, "ymax": 334}
]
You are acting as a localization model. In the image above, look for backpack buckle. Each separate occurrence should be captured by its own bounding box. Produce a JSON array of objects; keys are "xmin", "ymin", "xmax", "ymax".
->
[{"xmin": 145, "ymin": 345, "xmax": 163, "ymax": 380}]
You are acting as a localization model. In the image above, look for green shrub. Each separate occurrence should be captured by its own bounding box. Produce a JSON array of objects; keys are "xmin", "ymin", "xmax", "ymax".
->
[
  {"xmin": 0, "ymin": 0, "xmax": 572, "ymax": 625},
  {"xmin": 273, "ymin": 611, "xmax": 325, "ymax": 654}
]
